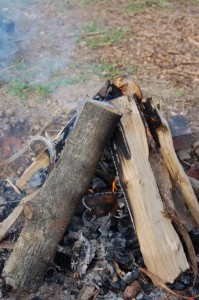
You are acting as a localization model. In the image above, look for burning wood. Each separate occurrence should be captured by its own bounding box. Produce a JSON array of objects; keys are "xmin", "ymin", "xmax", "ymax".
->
[{"xmin": 0, "ymin": 76, "xmax": 199, "ymax": 299}]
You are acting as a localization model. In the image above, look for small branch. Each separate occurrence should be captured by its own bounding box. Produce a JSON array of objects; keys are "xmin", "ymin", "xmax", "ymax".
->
[{"xmin": 139, "ymin": 267, "xmax": 197, "ymax": 299}]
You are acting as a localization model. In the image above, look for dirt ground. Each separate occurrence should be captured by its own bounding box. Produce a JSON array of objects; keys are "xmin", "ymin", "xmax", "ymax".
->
[{"xmin": 0, "ymin": 0, "xmax": 199, "ymax": 299}]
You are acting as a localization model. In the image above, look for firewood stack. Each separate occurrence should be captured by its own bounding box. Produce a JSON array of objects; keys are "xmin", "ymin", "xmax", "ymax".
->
[{"xmin": 1, "ymin": 76, "xmax": 199, "ymax": 298}]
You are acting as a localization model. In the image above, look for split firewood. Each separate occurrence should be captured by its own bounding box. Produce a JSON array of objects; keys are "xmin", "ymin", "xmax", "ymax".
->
[
  {"xmin": 111, "ymin": 95, "xmax": 189, "ymax": 284},
  {"xmin": 112, "ymin": 75, "xmax": 143, "ymax": 102},
  {"xmin": 93, "ymin": 75, "xmax": 143, "ymax": 102},
  {"xmin": 150, "ymin": 151, "xmax": 198, "ymax": 280},
  {"xmin": 2, "ymin": 100, "xmax": 121, "ymax": 293},
  {"xmin": 142, "ymin": 98, "xmax": 199, "ymax": 226}
]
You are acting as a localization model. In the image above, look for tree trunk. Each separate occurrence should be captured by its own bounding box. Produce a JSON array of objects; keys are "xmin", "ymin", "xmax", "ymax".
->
[
  {"xmin": 111, "ymin": 96, "xmax": 189, "ymax": 284},
  {"xmin": 2, "ymin": 100, "xmax": 121, "ymax": 293}
]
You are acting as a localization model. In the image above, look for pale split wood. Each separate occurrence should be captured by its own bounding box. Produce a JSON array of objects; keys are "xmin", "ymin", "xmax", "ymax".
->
[
  {"xmin": 16, "ymin": 152, "xmax": 50, "ymax": 189},
  {"xmin": 111, "ymin": 96, "xmax": 189, "ymax": 284},
  {"xmin": 156, "ymin": 117, "xmax": 199, "ymax": 227}
]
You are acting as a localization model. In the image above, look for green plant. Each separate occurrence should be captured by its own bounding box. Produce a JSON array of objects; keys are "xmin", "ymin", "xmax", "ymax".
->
[
  {"xmin": 177, "ymin": 89, "xmax": 186, "ymax": 98},
  {"xmin": 6, "ymin": 79, "xmax": 52, "ymax": 102},
  {"xmin": 127, "ymin": 66, "xmax": 137, "ymax": 74},
  {"xmin": 82, "ymin": 22, "xmax": 100, "ymax": 33},
  {"xmin": 128, "ymin": 0, "xmax": 169, "ymax": 13},
  {"xmin": 84, "ymin": 29, "xmax": 128, "ymax": 49},
  {"xmin": 99, "ymin": 62, "xmax": 117, "ymax": 77},
  {"xmin": 95, "ymin": 61, "xmax": 137, "ymax": 79}
]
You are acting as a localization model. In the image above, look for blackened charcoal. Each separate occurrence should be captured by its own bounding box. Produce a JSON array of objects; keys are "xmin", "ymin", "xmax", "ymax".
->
[
  {"xmin": 172, "ymin": 281, "xmax": 185, "ymax": 291},
  {"xmin": 97, "ymin": 291, "xmax": 123, "ymax": 300},
  {"xmin": 190, "ymin": 286, "xmax": 199, "ymax": 296},
  {"xmin": 135, "ymin": 254, "xmax": 144, "ymax": 267},
  {"xmin": 123, "ymin": 269, "xmax": 139, "ymax": 283},
  {"xmin": 71, "ymin": 290, "xmax": 79, "ymax": 297},
  {"xmin": 195, "ymin": 277, "xmax": 199, "ymax": 288},
  {"xmin": 52, "ymin": 273, "xmax": 65, "ymax": 285},
  {"xmin": 110, "ymin": 280, "xmax": 122, "ymax": 292},
  {"xmin": 189, "ymin": 229, "xmax": 199, "ymax": 254},
  {"xmin": 181, "ymin": 274, "xmax": 192, "ymax": 285},
  {"xmin": 0, "ymin": 181, "xmax": 24, "ymax": 221},
  {"xmin": 55, "ymin": 115, "xmax": 77, "ymax": 155},
  {"xmin": 31, "ymin": 297, "xmax": 45, "ymax": 300},
  {"xmin": 46, "ymin": 266, "xmax": 57, "ymax": 278},
  {"xmin": 54, "ymin": 252, "xmax": 71, "ymax": 272}
]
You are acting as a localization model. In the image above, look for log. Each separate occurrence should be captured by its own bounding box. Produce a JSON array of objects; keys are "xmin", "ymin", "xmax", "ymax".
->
[
  {"xmin": 156, "ymin": 115, "xmax": 199, "ymax": 226},
  {"xmin": 149, "ymin": 152, "xmax": 197, "ymax": 278},
  {"xmin": 2, "ymin": 100, "xmax": 121, "ymax": 293},
  {"xmin": 111, "ymin": 96, "xmax": 189, "ymax": 284}
]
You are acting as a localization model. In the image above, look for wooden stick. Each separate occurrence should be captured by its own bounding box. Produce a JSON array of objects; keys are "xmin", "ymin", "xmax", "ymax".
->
[
  {"xmin": 2, "ymin": 100, "xmax": 121, "ymax": 293},
  {"xmin": 111, "ymin": 96, "xmax": 188, "ymax": 284}
]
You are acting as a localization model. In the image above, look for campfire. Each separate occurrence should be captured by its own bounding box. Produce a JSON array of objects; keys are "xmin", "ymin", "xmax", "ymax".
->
[{"xmin": 0, "ymin": 76, "xmax": 199, "ymax": 299}]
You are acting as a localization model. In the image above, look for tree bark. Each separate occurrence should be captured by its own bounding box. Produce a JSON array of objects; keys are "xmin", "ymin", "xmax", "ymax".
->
[
  {"xmin": 2, "ymin": 100, "xmax": 121, "ymax": 293},
  {"xmin": 111, "ymin": 96, "xmax": 189, "ymax": 284}
]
